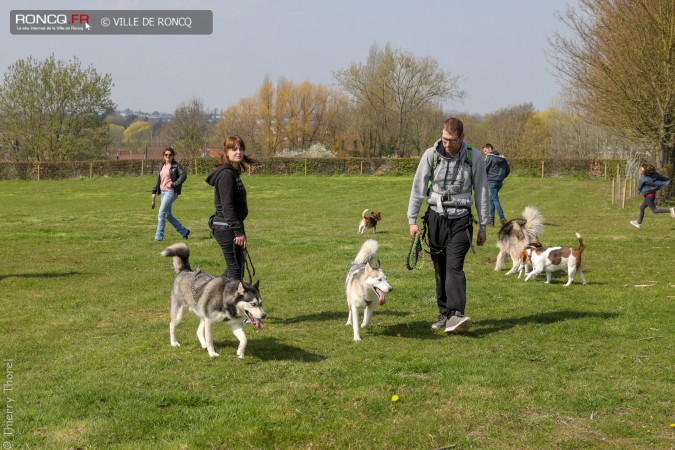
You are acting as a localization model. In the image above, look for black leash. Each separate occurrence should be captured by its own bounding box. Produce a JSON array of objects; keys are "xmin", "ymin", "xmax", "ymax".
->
[
  {"xmin": 231, "ymin": 239, "xmax": 255, "ymax": 284},
  {"xmin": 241, "ymin": 247, "xmax": 256, "ymax": 284}
]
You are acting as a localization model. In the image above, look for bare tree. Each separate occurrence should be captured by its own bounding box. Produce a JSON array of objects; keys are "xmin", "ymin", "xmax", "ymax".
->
[
  {"xmin": 216, "ymin": 77, "xmax": 350, "ymax": 157},
  {"xmin": 483, "ymin": 103, "xmax": 535, "ymax": 156},
  {"xmin": 549, "ymin": 0, "xmax": 675, "ymax": 193},
  {"xmin": 334, "ymin": 43, "xmax": 465, "ymax": 156},
  {"xmin": 167, "ymin": 98, "xmax": 209, "ymax": 165}
]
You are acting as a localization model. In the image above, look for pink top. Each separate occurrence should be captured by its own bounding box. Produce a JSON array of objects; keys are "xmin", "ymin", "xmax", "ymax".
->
[{"xmin": 159, "ymin": 164, "xmax": 173, "ymax": 191}]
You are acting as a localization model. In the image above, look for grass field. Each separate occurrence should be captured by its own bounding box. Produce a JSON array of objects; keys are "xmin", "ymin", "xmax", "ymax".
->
[{"xmin": 1, "ymin": 174, "xmax": 673, "ymax": 449}]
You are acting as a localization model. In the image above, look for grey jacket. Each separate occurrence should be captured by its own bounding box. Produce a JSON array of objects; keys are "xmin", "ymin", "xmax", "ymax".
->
[{"xmin": 407, "ymin": 140, "xmax": 489, "ymax": 229}]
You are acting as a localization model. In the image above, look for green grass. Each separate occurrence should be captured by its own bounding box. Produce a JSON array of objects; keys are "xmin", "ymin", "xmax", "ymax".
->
[{"xmin": 1, "ymin": 174, "xmax": 673, "ymax": 449}]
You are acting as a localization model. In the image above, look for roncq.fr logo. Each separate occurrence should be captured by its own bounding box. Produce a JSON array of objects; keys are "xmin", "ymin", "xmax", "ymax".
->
[{"xmin": 14, "ymin": 13, "xmax": 90, "ymax": 26}]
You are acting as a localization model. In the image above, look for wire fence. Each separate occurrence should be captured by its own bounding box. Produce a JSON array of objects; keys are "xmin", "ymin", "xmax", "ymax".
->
[{"xmin": 0, "ymin": 156, "xmax": 657, "ymax": 208}]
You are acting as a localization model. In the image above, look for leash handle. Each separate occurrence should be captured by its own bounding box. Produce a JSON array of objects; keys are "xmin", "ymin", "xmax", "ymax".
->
[{"xmin": 405, "ymin": 234, "xmax": 419, "ymax": 270}]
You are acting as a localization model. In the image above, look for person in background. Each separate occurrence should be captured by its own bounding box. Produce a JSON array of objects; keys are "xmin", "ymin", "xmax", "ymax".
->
[
  {"xmin": 407, "ymin": 118, "xmax": 489, "ymax": 334},
  {"xmin": 205, "ymin": 135, "xmax": 254, "ymax": 279},
  {"xmin": 151, "ymin": 147, "xmax": 189, "ymax": 241},
  {"xmin": 630, "ymin": 163, "xmax": 673, "ymax": 229},
  {"xmin": 483, "ymin": 143, "xmax": 510, "ymax": 226}
]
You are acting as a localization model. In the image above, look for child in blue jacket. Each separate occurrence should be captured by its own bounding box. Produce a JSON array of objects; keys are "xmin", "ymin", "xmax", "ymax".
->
[{"xmin": 630, "ymin": 163, "xmax": 674, "ymax": 229}]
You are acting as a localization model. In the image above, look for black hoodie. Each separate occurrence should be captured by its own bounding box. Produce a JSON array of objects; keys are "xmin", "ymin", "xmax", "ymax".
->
[{"xmin": 205, "ymin": 164, "xmax": 248, "ymax": 236}]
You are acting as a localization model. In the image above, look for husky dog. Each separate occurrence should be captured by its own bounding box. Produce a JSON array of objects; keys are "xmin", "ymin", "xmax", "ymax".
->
[
  {"xmin": 495, "ymin": 206, "xmax": 544, "ymax": 275},
  {"xmin": 525, "ymin": 233, "xmax": 587, "ymax": 286},
  {"xmin": 161, "ymin": 243, "xmax": 266, "ymax": 359},
  {"xmin": 345, "ymin": 239, "xmax": 392, "ymax": 341},
  {"xmin": 358, "ymin": 209, "xmax": 382, "ymax": 234}
]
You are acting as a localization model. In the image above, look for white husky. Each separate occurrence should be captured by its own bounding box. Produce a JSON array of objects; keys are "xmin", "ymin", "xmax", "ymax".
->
[{"xmin": 345, "ymin": 239, "xmax": 393, "ymax": 341}]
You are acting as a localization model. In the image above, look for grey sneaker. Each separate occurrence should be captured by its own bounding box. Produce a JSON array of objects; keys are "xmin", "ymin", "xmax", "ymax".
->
[
  {"xmin": 431, "ymin": 315, "xmax": 447, "ymax": 329},
  {"xmin": 444, "ymin": 315, "xmax": 472, "ymax": 333},
  {"xmin": 630, "ymin": 220, "xmax": 641, "ymax": 229}
]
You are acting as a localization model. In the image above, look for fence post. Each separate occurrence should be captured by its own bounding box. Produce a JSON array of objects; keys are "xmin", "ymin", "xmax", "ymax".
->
[
  {"xmin": 361, "ymin": 160, "xmax": 363, "ymax": 176},
  {"xmin": 622, "ymin": 176, "xmax": 627, "ymax": 208},
  {"xmin": 141, "ymin": 160, "xmax": 144, "ymax": 177},
  {"xmin": 89, "ymin": 162, "xmax": 93, "ymax": 178},
  {"xmin": 617, "ymin": 172, "xmax": 621, "ymax": 206},
  {"xmin": 541, "ymin": 160, "xmax": 545, "ymax": 178},
  {"xmin": 604, "ymin": 162, "xmax": 607, "ymax": 179},
  {"xmin": 611, "ymin": 178, "xmax": 615, "ymax": 205},
  {"xmin": 305, "ymin": 159, "xmax": 307, "ymax": 176},
  {"xmin": 37, "ymin": 163, "xmax": 40, "ymax": 181}
]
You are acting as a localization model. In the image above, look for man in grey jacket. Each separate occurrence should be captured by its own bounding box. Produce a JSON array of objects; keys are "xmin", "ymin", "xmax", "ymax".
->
[
  {"xmin": 483, "ymin": 143, "xmax": 510, "ymax": 226},
  {"xmin": 407, "ymin": 118, "xmax": 489, "ymax": 333}
]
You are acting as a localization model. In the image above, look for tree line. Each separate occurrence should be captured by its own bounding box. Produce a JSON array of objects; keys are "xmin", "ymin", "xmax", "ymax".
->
[{"xmin": 0, "ymin": 0, "xmax": 672, "ymax": 195}]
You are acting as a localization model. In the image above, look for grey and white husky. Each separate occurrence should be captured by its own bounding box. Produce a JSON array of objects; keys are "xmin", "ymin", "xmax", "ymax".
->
[
  {"xmin": 161, "ymin": 243, "xmax": 266, "ymax": 359},
  {"xmin": 345, "ymin": 239, "xmax": 393, "ymax": 341}
]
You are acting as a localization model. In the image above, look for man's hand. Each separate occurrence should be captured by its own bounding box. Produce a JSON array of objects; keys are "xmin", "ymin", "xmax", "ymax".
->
[
  {"xmin": 409, "ymin": 224, "xmax": 419, "ymax": 237},
  {"xmin": 476, "ymin": 230, "xmax": 486, "ymax": 247}
]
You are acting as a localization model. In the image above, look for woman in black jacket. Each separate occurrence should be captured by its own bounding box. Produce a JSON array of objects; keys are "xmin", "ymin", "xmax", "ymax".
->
[
  {"xmin": 206, "ymin": 135, "xmax": 253, "ymax": 279},
  {"xmin": 151, "ymin": 147, "xmax": 189, "ymax": 241}
]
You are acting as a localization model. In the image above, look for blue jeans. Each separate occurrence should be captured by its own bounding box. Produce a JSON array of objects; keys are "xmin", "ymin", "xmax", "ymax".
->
[
  {"xmin": 488, "ymin": 181, "xmax": 505, "ymax": 221},
  {"xmin": 155, "ymin": 190, "xmax": 188, "ymax": 240}
]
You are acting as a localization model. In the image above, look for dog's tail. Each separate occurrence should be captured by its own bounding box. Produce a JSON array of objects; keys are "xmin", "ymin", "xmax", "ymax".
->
[
  {"xmin": 161, "ymin": 243, "xmax": 192, "ymax": 274},
  {"xmin": 354, "ymin": 239, "xmax": 378, "ymax": 266},
  {"xmin": 575, "ymin": 232, "xmax": 585, "ymax": 253},
  {"xmin": 361, "ymin": 208, "xmax": 369, "ymax": 218},
  {"xmin": 522, "ymin": 206, "xmax": 544, "ymax": 241}
]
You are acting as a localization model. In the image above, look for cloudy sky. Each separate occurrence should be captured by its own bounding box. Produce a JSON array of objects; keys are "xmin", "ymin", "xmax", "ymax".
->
[{"xmin": 2, "ymin": 0, "xmax": 575, "ymax": 115}]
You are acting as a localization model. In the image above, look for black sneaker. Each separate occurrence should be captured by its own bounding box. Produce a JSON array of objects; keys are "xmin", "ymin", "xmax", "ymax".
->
[
  {"xmin": 431, "ymin": 315, "xmax": 447, "ymax": 329},
  {"xmin": 444, "ymin": 315, "xmax": 472, "ymax": 333},
  {"xmin": 184, "ymin": 229, "xmax": 190, "ymax": 239}
]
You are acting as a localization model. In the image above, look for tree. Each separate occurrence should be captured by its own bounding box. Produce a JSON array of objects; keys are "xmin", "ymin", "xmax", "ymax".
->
[
  {"xmin": 483, "ymin": 103, "xmax": 535, "ymax": 157},
  {"xmin": 216, "ymin": 77, "xmax": 350, "ymax": 157},
  {"xmin": 167, "ymin": 98, "xmax": 209, "ymax": 163},
  {"xmin": 549, "ymin": 0, "xmax": 675, "ymax": 194},
  {"xmin": 334, "ymin": 43, "xmax": 465, "ymax": 156},
  {"xmin": 0, "ymin": 55, "xmax": 115, "ymax": 161},
  {"xmin": 122, "ymin": 121, "xmax": 152, "ymax": 149}
]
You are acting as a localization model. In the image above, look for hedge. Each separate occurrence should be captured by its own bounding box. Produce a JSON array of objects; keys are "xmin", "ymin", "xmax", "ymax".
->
[{"xmin": 0, "ymin": 157, "xmax": 627, "ymax": 180}]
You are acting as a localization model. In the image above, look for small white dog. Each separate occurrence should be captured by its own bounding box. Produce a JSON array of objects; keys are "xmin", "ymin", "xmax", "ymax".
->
[
  {"xmin": 345, "ymin": 239, "xmax": 392, "ymax": 341},
  {"xmin": 516, "ymin": 240, "xmax": 543, "ymax": 279},
  {"xmin": 525, "ymin": 233, "xmax": 587, "ymax": 286}
]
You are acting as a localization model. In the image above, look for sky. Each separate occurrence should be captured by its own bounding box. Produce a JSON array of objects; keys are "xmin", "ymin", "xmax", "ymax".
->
[{"xmin": 1, "ymin": 0, "xmax": 575, "ymax": 116}]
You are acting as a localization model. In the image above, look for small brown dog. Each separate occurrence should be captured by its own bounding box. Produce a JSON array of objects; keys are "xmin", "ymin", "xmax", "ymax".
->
[{"xmin": 358, "ymin": 209, "xmax": 382, "ymax": 234}]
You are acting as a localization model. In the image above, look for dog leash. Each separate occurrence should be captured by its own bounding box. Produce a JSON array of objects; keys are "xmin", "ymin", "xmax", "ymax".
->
[
  {"xmin": 224, "ymin": 239, "xmax": 256, "ymax": 285},
  {"xmin": 405, "ymin": 232, "xmax": 427, "ymax": 270},
  {"xmin": 406, "ymin": 219, "xmax": 431, "ymax": 270},
  {"xmin": 241, "ymin": 248, "xmax": 256, "ymax": 285}
]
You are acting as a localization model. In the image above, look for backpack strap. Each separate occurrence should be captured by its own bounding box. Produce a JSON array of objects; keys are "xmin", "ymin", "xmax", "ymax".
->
[{"xmin": 427, "ymin": 144, "xmax": 473, "ymax": 195}]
